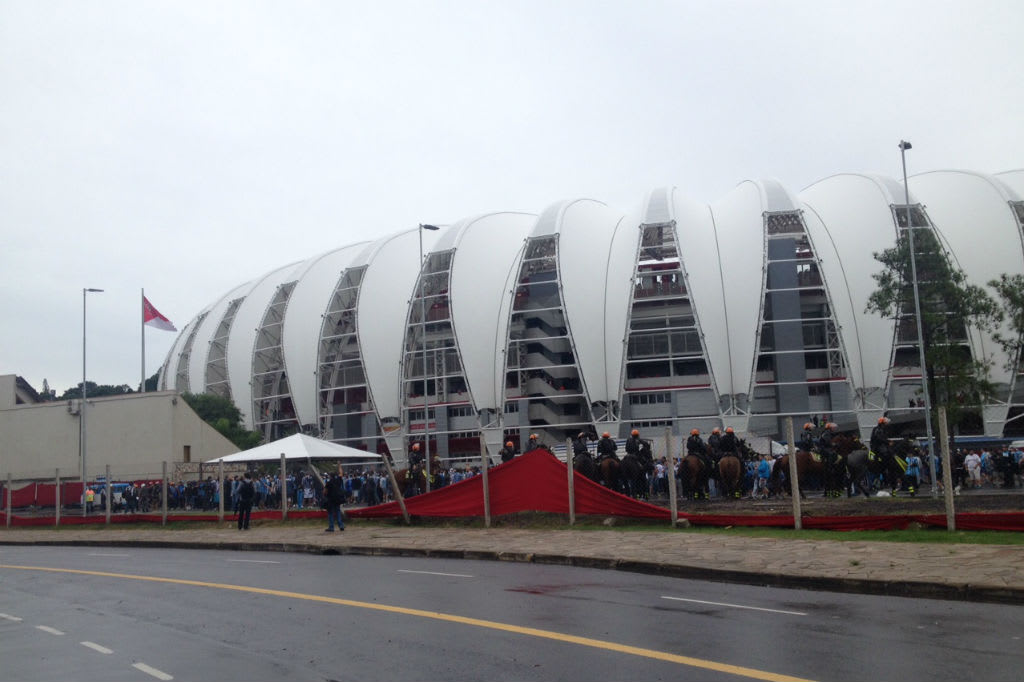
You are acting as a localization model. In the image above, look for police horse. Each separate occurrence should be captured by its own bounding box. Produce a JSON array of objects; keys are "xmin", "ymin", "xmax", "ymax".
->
[
  {"xmin": 843, "ymin": 435, "xmax": 912, "ymax": 497},
  {"xmin": 677, "ymin": 453, "xmax": 710, "ymax": 500},
  {"xmin": 769, "ymin": 445, "xmax": 846, "ymax": 499},
  {"xmin": 716, "ymin": 453, "xmax": 744, "ymax": 499},
  {"xmin": 620, "ymin": 439, "xmax": 655, "ymax": 499}
]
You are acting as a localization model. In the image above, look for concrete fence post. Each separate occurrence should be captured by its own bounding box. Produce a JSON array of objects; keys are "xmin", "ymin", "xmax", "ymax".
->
[
  {"xmin": 280, "ymin": 453, "xmax": 288, "ymax": 521},
  {"xmin": 218, "ymin": 460, "xmax": 225, "ymax": 523},
  {"xmin": 566, "ymin": 438, "xmax": 575, "ymax": 526},
  {"xmin": 105, "ymin": 464, "xmax": 111, "ymax": 525},
  {"xmin": 480, "ymin": 433, "xmax": 491, "ymax": 528},
  {"xmin": 938, "ymin": 407, "xmax": 956, "ymax": 532},
  {"xmin": 6, "ymin": 472, "xmax": 12, "ymax": 528},
  {"xmin": 785, "ymin": 418, "xmax": 802, "ymax": 530},
  {"xmin": 55, "ymin": 468, "xmax": 61, "ymax": 527},
  {"xmin": 666, "ymin": 427, "xmax": 678, "ymax": 527},
  {"xmin": 161, "ymin": 461, "xmax": 168, "ymax": 526}
]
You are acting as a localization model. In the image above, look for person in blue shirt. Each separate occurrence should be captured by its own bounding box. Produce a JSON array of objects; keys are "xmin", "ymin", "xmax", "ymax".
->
[{"xmin": 904, "ymin": 449, "xmax": 923, "ymax": 496}]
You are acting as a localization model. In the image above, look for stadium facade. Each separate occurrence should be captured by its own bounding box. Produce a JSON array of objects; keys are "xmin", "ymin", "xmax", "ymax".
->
[{"xmin": 160, "ymin": 169, "xmax": 1024, "ymax": 465}]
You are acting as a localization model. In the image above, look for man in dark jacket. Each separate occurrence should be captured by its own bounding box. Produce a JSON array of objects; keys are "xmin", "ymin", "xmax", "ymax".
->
[
  {"xmin": 324, "ymin": 468, "xmax": 346, "ymax": 532},
  {"xmin": 237, "ymin": 472, "xmax": 255, "ymax": 531}
]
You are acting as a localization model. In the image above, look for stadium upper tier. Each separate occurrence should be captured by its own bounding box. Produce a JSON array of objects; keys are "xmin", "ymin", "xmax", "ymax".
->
[{"xmin": 160, "ymin": 169, "xmax": 1024, "ymax": 463}]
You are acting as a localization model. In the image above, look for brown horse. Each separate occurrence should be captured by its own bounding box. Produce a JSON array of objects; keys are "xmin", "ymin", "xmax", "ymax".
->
[
  {"xmin": 677, "ymin": 454, "xmax": 709, "ymax": 500},
  {"xmin": 717, "ymin": 454, "xmax": 743, "ymax": 499},
  {"xmin": 769, "ymin": 450, "xmax": 844, "ymax": 498},
  {"xmin": 598, "ymin": 456, "xmax": 621, "ymax": 492}
]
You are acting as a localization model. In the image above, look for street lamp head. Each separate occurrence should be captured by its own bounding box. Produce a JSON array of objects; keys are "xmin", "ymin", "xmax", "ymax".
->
[
  {"xmin": 419, "ymin": 223, "xmax": 441, "ymax": 231},
  {"xmin": 85, "ymin": 288, "xmax": 104, "ymax": 293},
  {"xmin": 898, "ymin": 140, "xmax": 912, "ymax": 151}
]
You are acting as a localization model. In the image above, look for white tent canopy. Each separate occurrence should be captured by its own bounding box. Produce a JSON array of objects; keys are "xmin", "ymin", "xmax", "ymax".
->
[{"xmin": 205, "ymin": 433, "xmax": 382, "ymax": 464}]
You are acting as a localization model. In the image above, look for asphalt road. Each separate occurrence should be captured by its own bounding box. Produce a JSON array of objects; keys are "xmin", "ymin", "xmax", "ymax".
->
[{"xmin": 1, "ymin": 546, "xmax": 1021, "ymax": 681}]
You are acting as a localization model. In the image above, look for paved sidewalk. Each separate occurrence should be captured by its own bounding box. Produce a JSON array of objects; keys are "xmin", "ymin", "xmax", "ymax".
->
[{"xmin": 2, "ymin": 523, "xmax": 1023, "ymax": 605}]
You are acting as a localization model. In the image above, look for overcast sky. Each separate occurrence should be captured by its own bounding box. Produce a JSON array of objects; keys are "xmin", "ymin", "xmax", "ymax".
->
[{"xmin": 2, "ymin": 0, "xmax": 1021, "ymax": 395}]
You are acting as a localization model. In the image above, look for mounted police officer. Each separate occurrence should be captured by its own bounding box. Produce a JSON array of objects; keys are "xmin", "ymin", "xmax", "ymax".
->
[
  {"xmin": 625, "ymin": 429, "xmax": 643, "ymax": 457},
  {"xmin": 870, "ymin": 417, "xmax": 891, "ymax": 460},
  {"xmin": 499, "ymin": 440, "xmax": 517, "ymax": 463},
  {"xmin": 409, "ymin": 442, "xmax": 424, "ymax": 466},
  {"xmin": 572, "ymin": 432, "xmax": 592, "ymax": 460},
  {"xmin": 686, "ymin": 428, "xmax": 713, "ymax": 475},
  {"xmin": 597, "ymin": 431, "xmax": 618, "ymax": 461},
  {"xmin": 797, "ymin": 422, "xmax": 816, "ymax": 453},
  {"xmin": 706, "ymin": 427, "xmax": 722, "ymax": 457},
  {"xmin": 720, "ymin": 426, "xmax": 739, "ymax": 460},
  {"xmin": 818, "ymin": 422, "xmax": 838, "ymax": 465}
]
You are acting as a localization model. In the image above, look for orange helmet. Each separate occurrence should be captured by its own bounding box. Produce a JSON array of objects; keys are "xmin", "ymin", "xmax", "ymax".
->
[
  {"xmin": 602, "ymin": 431, "xmax": 611, "ymax": 438},
  {"xmin": 878, "ymin": 416, "xmax": 890, "ymax": 425},
  {"xmin": 803, "ymin": 422, "xmax": 814, "ymax": 430},
  {"xmin": 529, "ymin": 433, "xmax": 538, "ymax": 440},
  {"xmin": 690, "ymin": 429, "xmax": 700, "ymax": 436},
  {"xmin": 505, "ymin": 441, "xmax": 514, "ymax": 448},
  {"xmin": 412, "ymin": 443, "xmax": 420, "ymax": 451},
  {"xmin": 712, "ymin": 427, "xmax": 721, "ymax": 434},
  {"xmin": 726, "ymin": 427, "xmax": 734, "ymax": 434},
  {"xmin": 631, "ymin": 429, "xmax": 639, "ymax": 436},
  {"xmin": 827, "ymin": 423, "xmax": 838, "ymax": 431}
]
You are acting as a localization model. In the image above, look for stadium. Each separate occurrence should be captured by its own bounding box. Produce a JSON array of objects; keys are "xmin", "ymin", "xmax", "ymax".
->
[{"xmin": 159, "ymin": 169, "xmax": 1024, "ymax": 466}]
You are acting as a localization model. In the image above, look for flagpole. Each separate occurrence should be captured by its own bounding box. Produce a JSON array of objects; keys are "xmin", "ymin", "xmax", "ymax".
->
[{"xmin": 141, "ymin": 288, "xmax": 146, "ymax": 393}]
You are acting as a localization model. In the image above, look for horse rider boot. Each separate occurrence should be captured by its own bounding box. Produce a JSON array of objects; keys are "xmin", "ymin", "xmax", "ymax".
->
[{"xmin": 597, "ymin": 432, "xmax": 618, "ymax": 462}]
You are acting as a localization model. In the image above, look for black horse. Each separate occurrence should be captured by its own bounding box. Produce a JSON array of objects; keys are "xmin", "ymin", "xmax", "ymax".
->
[
  {"xmin": 841, "ymin": 434, "xmax": 907, "ymax": 496},
  {"xmin": 573, "ymin": 452, "xmax": 599, "ymax": 484},
  {"xmin": 620, "ymin": 440, "xmax": 654, "ymax": 499}
]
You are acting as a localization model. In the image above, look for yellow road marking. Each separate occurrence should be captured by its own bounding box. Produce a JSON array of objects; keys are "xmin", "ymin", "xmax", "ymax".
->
[{"xmin": 1, "ymin": 563, "xmax": 814, "ymax": 682}]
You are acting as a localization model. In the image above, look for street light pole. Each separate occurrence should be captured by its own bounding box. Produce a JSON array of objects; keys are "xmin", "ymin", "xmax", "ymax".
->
[
  {"xmin": 899, "ymin": 141, "xmax": 938, "ymax": 496},
  {"xmin": 418, "ymin": 224, "xmax": 440, "ymax": 492},
  {"xmin": 81, "ymin": 287, "xmax": 104, "ymax": 516}
]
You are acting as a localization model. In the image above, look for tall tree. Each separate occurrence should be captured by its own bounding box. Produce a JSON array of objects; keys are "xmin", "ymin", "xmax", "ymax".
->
[
  {"xmin": 989, "ymin": 273, "xmax": 1024, "ymax": 372},
  {"xmin": 866, "ymin": 227, "xmax": 1000, "ymax": 431},
  {"xmin": 181, "ymin": 392, "xmax": 263, "ymax": 450}
]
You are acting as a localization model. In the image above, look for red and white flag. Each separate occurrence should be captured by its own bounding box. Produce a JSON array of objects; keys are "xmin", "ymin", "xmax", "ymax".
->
[{"xmin": 143, "ymin": 296, "xmax": 177, "ymax": 331}]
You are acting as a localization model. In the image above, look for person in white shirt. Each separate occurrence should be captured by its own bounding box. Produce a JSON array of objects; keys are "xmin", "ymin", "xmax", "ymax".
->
[{"xmin": 964, "ymin": 451, "xmax": 982, "ymax": 488}]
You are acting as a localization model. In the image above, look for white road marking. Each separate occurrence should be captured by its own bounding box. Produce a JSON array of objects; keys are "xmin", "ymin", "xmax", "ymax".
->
[
  {"xmin": 398, "ymin": 569, "xmax": 474, "ymax": 578},
  {"xmin": 0, "ymin": 613, "xmax": 23, "ymax": 622},
  {"xmin": 661, "ymin": 596, "xmax": 807, "ymax": 616},
  {"xmin": 88, "ymin": 552, "xmax": 130, "ymax": 557},
  {"xmin": 133, "ymin": 662, "xmax": 174, "ymax": 680},
  {"xmin": 225, "ymin": 559, "xmax": 280, "ymax": 564},
  {"xmin": 81, "ymin": 641, "xmax": 114, "ymax": 654},
  {"xmin": 35, "ymin": 625, "xmax": 65, "ymax": 635}
]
